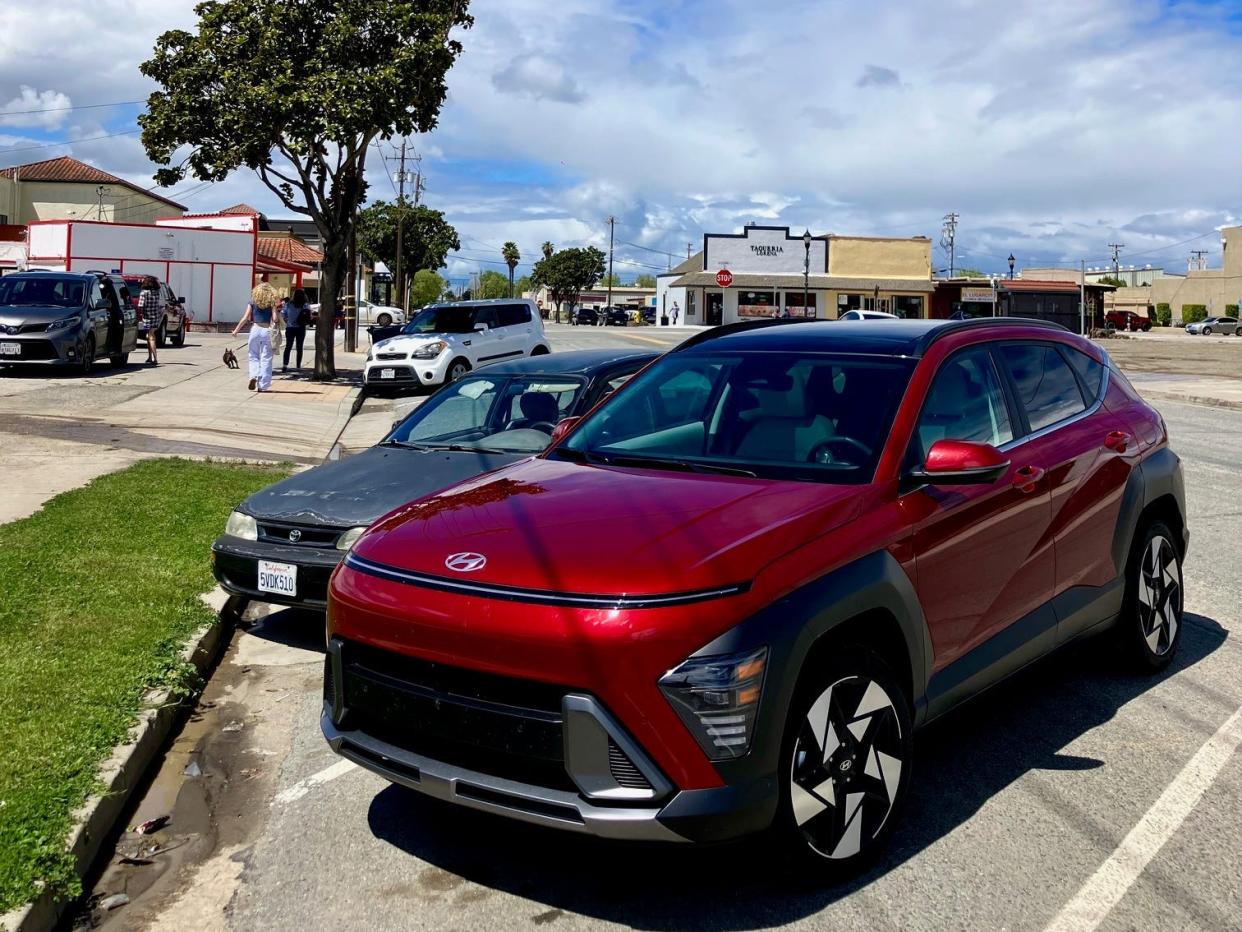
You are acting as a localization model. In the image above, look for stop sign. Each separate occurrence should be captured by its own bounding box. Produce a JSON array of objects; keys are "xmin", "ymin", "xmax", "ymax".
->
[{"xmin": 715, "ymin": 268, "xmax": 733, "ymax": 288}]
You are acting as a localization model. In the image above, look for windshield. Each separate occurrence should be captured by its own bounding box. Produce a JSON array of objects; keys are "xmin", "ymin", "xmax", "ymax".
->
[
  {"xmin": 387, "ymin": 375, "xmax": 584, "ymax": 453},
  {"xmin": 559, "ymin": 352, "xmax": 914, "ymax": 483},
  {"xmin": 403, "ymin": 305, "xmax": 476, "ymax": 335},
  {"xmin": 0, "ymin": 276, "xmax": 87, "ymax": 308}
]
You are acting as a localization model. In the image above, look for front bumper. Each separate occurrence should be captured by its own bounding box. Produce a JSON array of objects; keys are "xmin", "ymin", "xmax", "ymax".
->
[
  {"xmin": 364, "ymin": 351, "xmax": 450, "ymax": 387},
  {"xmin": 0, "ymin": 331, "xmax": 79, "ymax": 364},
  {"xmin": 211, "ymin": 535, "xmax": 342, "ymax": 609}
]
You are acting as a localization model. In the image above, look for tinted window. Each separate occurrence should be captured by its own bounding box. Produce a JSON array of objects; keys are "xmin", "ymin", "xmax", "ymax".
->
[
  {"xmin": 1000, "ymin": 343, "xmax": 1087, "ymax": 432},
  {"xmin": 1061, "ymin": 346, "xmax": 1104, "ymax": 402},
  {"xmin": 474, "ymin": 307, "xmax": 499, "ymax": 330},
  {"xmin": 404, "ymin": 305, "xmax": 477, "ymax": 334},
  {"xmin": 0, "ymin": 275, "xmax": 87, "ymax": 308},
  {"xmin": 497, "ymin": 304, "xmax": 531, "ymax": 327},
  {"xmin": 915, "ymin": 348, "xmax": 1013, "ymax": 460},
  {"xmin": 563, "ymin": 353, "xmax": 914, "ymax": 483}
]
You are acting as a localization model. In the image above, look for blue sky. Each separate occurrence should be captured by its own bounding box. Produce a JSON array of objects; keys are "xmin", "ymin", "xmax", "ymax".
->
[{"xmin": 2, "ymin": 0, "xmax": 1242, "ymax": 282}]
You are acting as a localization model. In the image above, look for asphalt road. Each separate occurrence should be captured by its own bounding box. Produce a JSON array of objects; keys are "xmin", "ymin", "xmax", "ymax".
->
[{"xmin": 87, "ymin": 328, "xmax": 1242, "ymax": 932}]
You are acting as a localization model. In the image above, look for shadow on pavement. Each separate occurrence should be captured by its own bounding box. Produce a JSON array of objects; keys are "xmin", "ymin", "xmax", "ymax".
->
[
  {"xmin": 241, "ymin": 604, "xmax": 328, "ymax": 655},
  {"xmin": 366, "ymin": 614, "xmax": 1226, "ymax": 930}
]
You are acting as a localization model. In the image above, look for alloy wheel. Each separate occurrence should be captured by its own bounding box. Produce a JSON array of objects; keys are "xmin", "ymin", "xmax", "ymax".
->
[
  {"xmin": 449, "ymin": 361, "xmax": 469, "ymax": 382},
  {"xmin": 1137, "ymin": 534, "xmax": 1181, "ymax": 656},
  {"xmin": 790, "ymin": 674, "xmax": 904, "ymax": 860}
]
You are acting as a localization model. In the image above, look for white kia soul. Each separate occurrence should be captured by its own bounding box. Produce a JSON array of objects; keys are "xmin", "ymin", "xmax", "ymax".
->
[{"xmin": 364, "ymin": 299, "xmax": 550, "ymax": 388}]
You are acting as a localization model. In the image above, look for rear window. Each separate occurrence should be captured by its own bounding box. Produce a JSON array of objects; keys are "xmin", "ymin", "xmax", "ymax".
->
[
  {"xmin": 497, "ymin": 303, "xmax": 532, "ymax": 327},
  {"xmin": 1060, "ymin": 346, "xmax": 1105, "ymax": 402},
  {"xmin": 999, "ymin": 343, "xmax": 1087, "ymax": 432}
]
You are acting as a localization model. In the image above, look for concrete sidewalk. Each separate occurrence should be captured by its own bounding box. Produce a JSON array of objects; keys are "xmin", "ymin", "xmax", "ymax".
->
[
  {"xmin": 1125, "ymin": 372, "xmax": 1242, "ymax": 411},
  {"xmin": 0, "ymin": 331, "xmax": 367, "ymax": 524}
]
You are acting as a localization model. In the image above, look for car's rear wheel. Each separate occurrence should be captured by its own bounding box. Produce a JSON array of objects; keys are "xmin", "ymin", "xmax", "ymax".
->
[
  {"xmin": 1120, "ymin": 521, "xmax": 1184, "ymax": 670},
  {"xmin": 774, "ymin": 647, "xmax": 912, "ymax": 878},
  {"xmin": 447, "ymin": 358, "xmax": 471, "ymax": 382},
  {"xmin": 377, "ymin": 313, "xmax": 392, "ymax": 327},
  {"xmin": 531, "ymin": 345, "xmax": 550, "ymax": 356}
]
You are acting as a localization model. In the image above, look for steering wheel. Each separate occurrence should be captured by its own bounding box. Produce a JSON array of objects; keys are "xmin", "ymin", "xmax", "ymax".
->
[
  {"xmin": 528, "ymin": 421, "xmax": 558, "ymax": 434},
  {"xmin": 807, "ymin": 436, "xmax": 873, "ymax": 466}
]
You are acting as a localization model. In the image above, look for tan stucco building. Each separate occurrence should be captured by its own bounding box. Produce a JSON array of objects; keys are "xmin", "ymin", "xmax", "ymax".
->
[{"xmin": 0, "ymin": 156, "xmax": 185, "ymax": 226}]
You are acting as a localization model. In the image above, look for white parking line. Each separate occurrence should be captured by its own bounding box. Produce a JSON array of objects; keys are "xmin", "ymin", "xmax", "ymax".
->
[
  {"xmin": 1044, "ymin": 705, "xmax": 1242, "ymax": 932},
  {"xmin": 274, "ymin": 759, "xmax": 358, "ymax": 805}
]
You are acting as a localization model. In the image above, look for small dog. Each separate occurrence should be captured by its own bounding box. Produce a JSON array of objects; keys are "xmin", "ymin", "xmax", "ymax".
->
[{"xmin": 223, "ymin": 348, "xmax": 240, "ymax": 369}]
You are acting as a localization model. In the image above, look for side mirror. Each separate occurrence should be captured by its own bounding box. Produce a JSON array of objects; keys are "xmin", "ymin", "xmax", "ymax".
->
[
  {"xmin": 907, "ymin": 440, "xmax": 1010, "ymax": 486},
  {"xmin": 473, "ymin": 322, "xmax": 489, "ymax": 332},
  {"xmin": 550, "ymin": 416, "xmax": 581, "ymax": 446},
  {"xmin": 176, "ymin": 296, "xmax": 186, "ymax": 305}
]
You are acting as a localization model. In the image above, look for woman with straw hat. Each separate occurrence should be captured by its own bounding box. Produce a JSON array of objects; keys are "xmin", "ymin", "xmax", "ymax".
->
[{"xmin": 231, "ymin": 282, "xmax": 279, "ymax": 392}]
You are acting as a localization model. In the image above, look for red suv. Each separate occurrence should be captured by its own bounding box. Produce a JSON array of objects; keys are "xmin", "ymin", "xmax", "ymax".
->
[
  {"xmin": 323, "ymin": 318, "xmax": 1186, "ymax": 874},
  {"xmin": 1106, "ymin": 310, "xmax": 1152, "ymax": 332}
]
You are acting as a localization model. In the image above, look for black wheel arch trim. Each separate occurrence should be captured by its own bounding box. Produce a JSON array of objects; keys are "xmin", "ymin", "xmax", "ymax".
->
[{"xmin": 1111, "ymin": 446, "xmax": 1188, "ymax": 573}]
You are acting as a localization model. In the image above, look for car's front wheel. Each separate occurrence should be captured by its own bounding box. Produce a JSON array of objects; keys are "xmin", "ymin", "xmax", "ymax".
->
[
  {"xmin": 79, "ymin": 336, "xmax": 95, "ymax": 375},
  {"xmin": 774, "ymin": 647, "xmax": 912, "ymax": 877},
  {"xmin": 1120, "ymin": 521, "xmax": 1184, "ymax": 670},
  {"xmin": 1202, "ymin": 327, "xmax": 1212, "ymax": 336},
  {"xmin": 174, "ymin": 324, "xmax": 186, "ymax": 347},
  {"xmin": 377, "ymin": 313, "xmax": 392, "ymax": 327},
  {"xmin": 447, "ymin": 358, "xmax": 471, "ymax": 382}
]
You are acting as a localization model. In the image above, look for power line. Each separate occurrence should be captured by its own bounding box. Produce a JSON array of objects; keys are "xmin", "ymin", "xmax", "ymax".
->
[
  {"xmin": 1108, "ymin": 242, "xmax": 1125, "ymax": 279},
  {"xmin": 940, "ymin": 213, "xmax": 959, "ymax": 278},
  {"xmin": 0, "ymin": 98, "xmax": 144, "ymax": 117},
  {"xmin": 0, "ymin": 128, "xmax": 141, "ymax": 158}
]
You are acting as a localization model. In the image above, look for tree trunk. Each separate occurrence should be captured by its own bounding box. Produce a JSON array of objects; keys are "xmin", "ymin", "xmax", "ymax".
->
[
  {"xmin": 314, "ymin": 241, "xmax": 348, "ymax": 380},
  {"xmin": 508, "ymin": 266, "xmax": 515, "ymax": 299}
]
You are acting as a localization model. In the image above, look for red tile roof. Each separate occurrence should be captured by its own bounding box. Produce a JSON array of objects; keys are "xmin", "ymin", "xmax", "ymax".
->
[
  {"xmin": 1005, "ymin": 279, "xmax": 1114, "ymax": 292},
  {"xmin": 0, "ymin": 156, "xmax": 186, "ymax": 211},
  {"xmin": 219, "ymin": 203, "xmax": 262, "ymax": 216},
  {"xmin": 257, "ymin": 234, "xmax": 323, "ymax": 268}
]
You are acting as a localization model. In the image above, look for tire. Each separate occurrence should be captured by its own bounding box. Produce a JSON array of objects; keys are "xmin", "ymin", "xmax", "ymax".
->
[
  {"xmin": 110, "ymin": 351, "xmax": 129, "ymax": 368},
  {"xmin": 1202, "ymin": 327, "xmax": 1212, "ymax": 336},
  {"xmin": 79, "ymin": 336, "xmax": 95, "ymax": 375},
  {"xmin": 174, "ymin": 324, "xmax": 186, "ymax": 347},
  {"xmin": 1119, "ymin": 521, "xmax": 1184, "ymax": 671},
  {"xmin": 530, "ymin": 345, "xmax": 550, "ymax": 356},
  {"xmin": 377, "ymin": 314, "xmax": 392, "ymax": 327},
  {"xmin": 773, "ymin": 646, "xmax": 913, "ymax": 878},
  {"xmin": 447, "ymin": 358, "xmax": 471, "ymax": 382},
  {"xmin": 157, "ymin": 323, "xmax": 168, "ymax": 348}
]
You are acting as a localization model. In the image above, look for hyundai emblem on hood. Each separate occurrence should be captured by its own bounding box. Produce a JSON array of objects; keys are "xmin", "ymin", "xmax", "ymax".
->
[{"xmin": 445, "ymin": 552, "xmax": 487, "ymax": 573}]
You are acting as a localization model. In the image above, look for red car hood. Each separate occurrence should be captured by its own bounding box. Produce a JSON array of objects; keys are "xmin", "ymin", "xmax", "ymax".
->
[{"xmin": 351, "ymin": 457, "xmax": 863, "ymax": 597}]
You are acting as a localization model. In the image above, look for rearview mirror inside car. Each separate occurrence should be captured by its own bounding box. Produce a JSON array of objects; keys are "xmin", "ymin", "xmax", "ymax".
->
[{"xmin": 907, "ymin": 439, "xmax": 1010, "ymax": 486}]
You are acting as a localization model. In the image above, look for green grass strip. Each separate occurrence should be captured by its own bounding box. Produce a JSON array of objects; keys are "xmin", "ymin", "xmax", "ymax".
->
[{"xmin": 0, "ymin": 458, "xmax": 290, "ymax": 913}]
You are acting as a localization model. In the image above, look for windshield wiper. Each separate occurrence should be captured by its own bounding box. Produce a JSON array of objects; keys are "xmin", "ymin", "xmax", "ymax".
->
[{"xmin": 595, "ymin": 453, "xmax": 757, "ymax": 478}]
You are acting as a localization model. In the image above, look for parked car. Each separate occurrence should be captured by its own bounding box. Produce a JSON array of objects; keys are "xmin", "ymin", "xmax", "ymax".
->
[
  {"xmin": 570, "ymin": 306, "xmax": 599, "ymax": 326},
  {"xmin": 212, "ymin": 349, "xmax": 656, "ymax": 610},
  {"xmin": 839, "ymin": 309, "xmax": 899, "ymax": 321},
  {"xmin": 323, "ymin": 317, "xmax": 1186, "ymax": 875},
  {"xmin": 364, "ymin": 298, "xmax": 550, "ymax": 390},
  {"xmin": 603, "ymin": 306, "xmax": 630, "ymax": 326},
  {"xmin": 1184, "ymin": 316, "xmax": 1239, "ymax": 336},
  {"xmin": 122, "ymin": 274, "xmax": 188, "ymax": 347},
  {"xmin": 1106, "ymin": 310, "xmax": 1152, "ymax": 333},
  {"xmin": 0, "ymin": 271, "xmax": 139, "ymax": 372},
  {"xmin": 641, "ymin": 306, "xmax": 657, "ymax": 325},
  {"xmin": 310, "ymin": 297, "xmax": 405, "ymax": 329}
]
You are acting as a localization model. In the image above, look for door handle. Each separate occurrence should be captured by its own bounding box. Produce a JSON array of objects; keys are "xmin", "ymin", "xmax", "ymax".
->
[
  {"xmin": 1105, "ymin": 430, "xmax": 1132, "ymax": 453},
  {"xmin": 1012, "ymin": 465, "xmax": 1045, "ymax": 493}
]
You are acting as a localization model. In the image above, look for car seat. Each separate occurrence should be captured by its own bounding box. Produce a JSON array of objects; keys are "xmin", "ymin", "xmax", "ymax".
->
[{"xmin": 511, "ymin": 391, "xmax": 560, "ymax": 432}]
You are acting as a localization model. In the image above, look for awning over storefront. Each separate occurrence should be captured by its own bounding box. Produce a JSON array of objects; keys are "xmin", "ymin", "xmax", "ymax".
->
[{"xmin": 669, "ymin": 272, "xmax": 936, "ymax": 292}]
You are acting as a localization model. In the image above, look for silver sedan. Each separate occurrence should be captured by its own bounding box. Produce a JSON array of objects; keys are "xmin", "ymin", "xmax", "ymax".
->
[{"xmin": 1185, "ymin": 316, "xmax": 1240, "ymax": 335}]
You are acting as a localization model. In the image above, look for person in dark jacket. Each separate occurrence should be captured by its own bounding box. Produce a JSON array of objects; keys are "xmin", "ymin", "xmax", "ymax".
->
[{"xmin": 282, "ymin": 288, "xmax": 310, "ymax": 372}]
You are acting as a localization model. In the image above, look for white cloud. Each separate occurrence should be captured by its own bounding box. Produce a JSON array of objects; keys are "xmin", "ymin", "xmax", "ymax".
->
[{"xmin": 0, "ymin": 86, "xmax": 72, "ymax": 129}]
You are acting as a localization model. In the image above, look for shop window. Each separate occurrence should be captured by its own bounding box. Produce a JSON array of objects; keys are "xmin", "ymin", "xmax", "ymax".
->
[
  {"xmin": 893, "ymin": 296, "xmax": 924, "ymax": 319},
  {"xmin": 687, "ymin": 290, "xmax": 697, "ymax": 317},
  {"xmin": 785, "ymin": 292, "xmax": 817, "ymax": 318},
  {"xmin": 738, "ymin": 291, "xmax": 777, "ymax": 318},
  {"xmin": 838, "ymin": 294, "xmax": 864, "ymax": 311}
]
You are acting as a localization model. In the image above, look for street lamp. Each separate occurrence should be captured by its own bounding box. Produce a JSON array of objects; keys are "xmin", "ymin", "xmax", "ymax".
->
[
  {"xmin": 1008, "ymin": 254, "xmax": 1016, "ymax": 280},
  {"xmin": 802, "ymin": 229, "xmax": 812, "ymax": 319}
]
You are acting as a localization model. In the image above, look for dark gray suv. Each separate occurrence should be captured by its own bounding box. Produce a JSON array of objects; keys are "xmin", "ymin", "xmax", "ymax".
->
[{"xmin": 0, "ymin": 271, "xmax": 140, "ymax": 373}]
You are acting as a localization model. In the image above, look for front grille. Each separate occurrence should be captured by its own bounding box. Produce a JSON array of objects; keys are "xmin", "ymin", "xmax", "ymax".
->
[
  {"xmin": 337, "ymin": 639, "xmax": 574, "ymax": 791},
  {"xmin": 608, "ymin": 739, "xmax": 653, "ymax": 790},
  {"xmin": 367, "ymin": 365, "xmax": 417, "ymax": 383},
  {"xmin": 257, "ymin": 521, "xmax": 341, "ymax": 548},
  {"xmin": 375, "ymin": 352, "xmax": 407, "ymax": 361}
]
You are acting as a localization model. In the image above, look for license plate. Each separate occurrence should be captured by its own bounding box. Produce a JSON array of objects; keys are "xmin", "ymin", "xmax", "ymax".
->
[
  {"xmin": 380, "ymin": 368, "xmax": 395, "ymax": 379},
  {"xmin": 257, "ymin": 560, "xmax": 297, "ymax": 597},
  {"xmin": 0, "ymin": 343, "xmax": 19, "ymax": 356}
]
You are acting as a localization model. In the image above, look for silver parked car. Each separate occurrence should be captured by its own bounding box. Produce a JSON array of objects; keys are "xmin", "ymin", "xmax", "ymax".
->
[
  {"xmin": 1185, "ymin": 316, "xmax": 1240, "ymax": 335},
  {"xmin": 0, "ymin": 271, "xmax": 140, "ymax": 373}
]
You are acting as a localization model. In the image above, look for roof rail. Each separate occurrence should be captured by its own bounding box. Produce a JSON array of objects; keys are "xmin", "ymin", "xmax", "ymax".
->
[
  {"xmin": 914, "ymin": 316, "xmax": 1070, "ymax": 354},
  {"xmin": 672, "ymin": 317, "xmax": 813, "ymax": 352}
]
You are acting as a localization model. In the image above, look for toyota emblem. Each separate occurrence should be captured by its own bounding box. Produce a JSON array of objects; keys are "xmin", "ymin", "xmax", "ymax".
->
[
  {"xmin": 445, "ymin": 552, "xmax": 487, "ymax": 573},
  {"xmin": 288, "ymin": 529, "xmax": 302, "ymax": 543}
]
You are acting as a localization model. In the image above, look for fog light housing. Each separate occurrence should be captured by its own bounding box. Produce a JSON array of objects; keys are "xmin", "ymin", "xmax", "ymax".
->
[{"xmin": 659, "ymin": 647, "xmax": 767, "ymax": 760}]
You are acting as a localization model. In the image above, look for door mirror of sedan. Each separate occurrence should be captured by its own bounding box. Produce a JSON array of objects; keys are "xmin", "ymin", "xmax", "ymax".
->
[
  {"xmin": 908, "ymin": 440, "xmax": 1010, "ymax": 485},
  {"xmin": 550, "ymin": 416, "xmax": 581, "ymax": 446}
]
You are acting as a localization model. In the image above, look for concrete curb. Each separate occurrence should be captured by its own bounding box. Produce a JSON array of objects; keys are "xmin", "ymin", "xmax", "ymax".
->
[
  {"xmin": 1140, "ymin": 390, "xmax": 1242, "ymax": 412},
  {"xmin": 0, "ymin": 590, "xmax": 237, "ymax": 932}
]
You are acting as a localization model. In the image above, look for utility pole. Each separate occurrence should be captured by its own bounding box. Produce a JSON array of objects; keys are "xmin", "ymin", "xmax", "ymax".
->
[
  {"xmin": 940, "ymin": 213, "xmax": 959, "ymax": 278},
  {"xmin": 394, "ymin": 140, "xmax": 407, "ymax": 312},
  {"xmin": 1190, "ymin": 249, "xmax": 1208, "ymax": 272},
  {"xmin": 1108, "ymin": 243, "xmax": 1125, "ymax": 281},
  {"xmin": 606, "ymin": 216, "xmax": 616, "ymax": 314},
  {"xmin": 687, "ymin": 243, "xmax": 693, "ymax": 260},
  {"xmin": 1080, "ymin": 259, "xmax": 1087, "ymax": 336},
  {"xmin": 96, "ymin": 185, "xmax": 110, "ymax": 220}
]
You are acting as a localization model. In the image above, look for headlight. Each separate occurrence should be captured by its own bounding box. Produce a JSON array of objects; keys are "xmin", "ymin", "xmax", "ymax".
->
[
  {"xmin": 335, "ymin": 526, "xmax": 368, "ymax": 551},
  {"xmin": 46, "ymin": 315, "xmax": 82, "ymax": 332},
  {"xmin": 411, "ymin": 340, "xmax": 447, "ymax": 359},
  {"xmin": 659, "ymin": 647, "xmax": 767, "ymax": 760},
  {"xmin": 225, "ymin": 511, "xmax": 258, "ymax": 541}
]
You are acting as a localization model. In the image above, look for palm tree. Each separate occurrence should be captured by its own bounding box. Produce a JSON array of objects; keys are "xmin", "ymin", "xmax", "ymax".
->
[
  {"xmin": 501, "ymin": 241, "xmax": 521, "ymax": 298},
  {"xmin": 541, "ymin": 241, "xmax": 554, "ymax": 260}
]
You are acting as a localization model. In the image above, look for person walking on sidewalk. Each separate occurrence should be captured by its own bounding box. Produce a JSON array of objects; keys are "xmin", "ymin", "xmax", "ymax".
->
[
  {"xmin": 231, "ymin": 282, "xmax": 279, "ymax": 392},
  {"xmin": 282, "ymin": 288, "xmax": 310, "ymax": 372},
  {"xmin": 138, "ymin": 276, "xmax": 161, "ymax": 366}
]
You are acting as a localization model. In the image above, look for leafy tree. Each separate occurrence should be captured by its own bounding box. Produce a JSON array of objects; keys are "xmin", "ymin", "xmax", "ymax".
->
[
  {"xmin": 957, "ymin": 267, "xmax": 988, "ymax": 279},
  {"xmin": 501, "ymin": 241, "xmax": 520, "ymax": 297},
  {"xmin": 531, "ymin": 247, "xmax": 606, "ymax": 323},
  {"xmin": 409, "ymin": 269, "xmax": 447, "ymax": 308},
  {"xmin": 477, "ymin": 269, "xmax": 510, "ymax": 299},
  {"xmin": 358, "ymin": 201, "xmax": 460, "ymax": 302},
  {"xmin": 601, "ymin": 272, "xmax": 622, "ymax": 287},
  {"xmin": 514, "ymin": 274, "xmax": 533, "ymax": 296},
  {"xmin": 634, "ymin": 273, "xmax": 657, "ymax": 288},
  {"xmin": 541, "ymin": 241, "xmax": 554, "ymax": 260},
  {"xmin": 1096, "ymin": 275, "xmax": 1127, "ymax": 287},
  {"xmin": 139, "ymin": 0, "xmax": 472, "ymax": 379}
]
